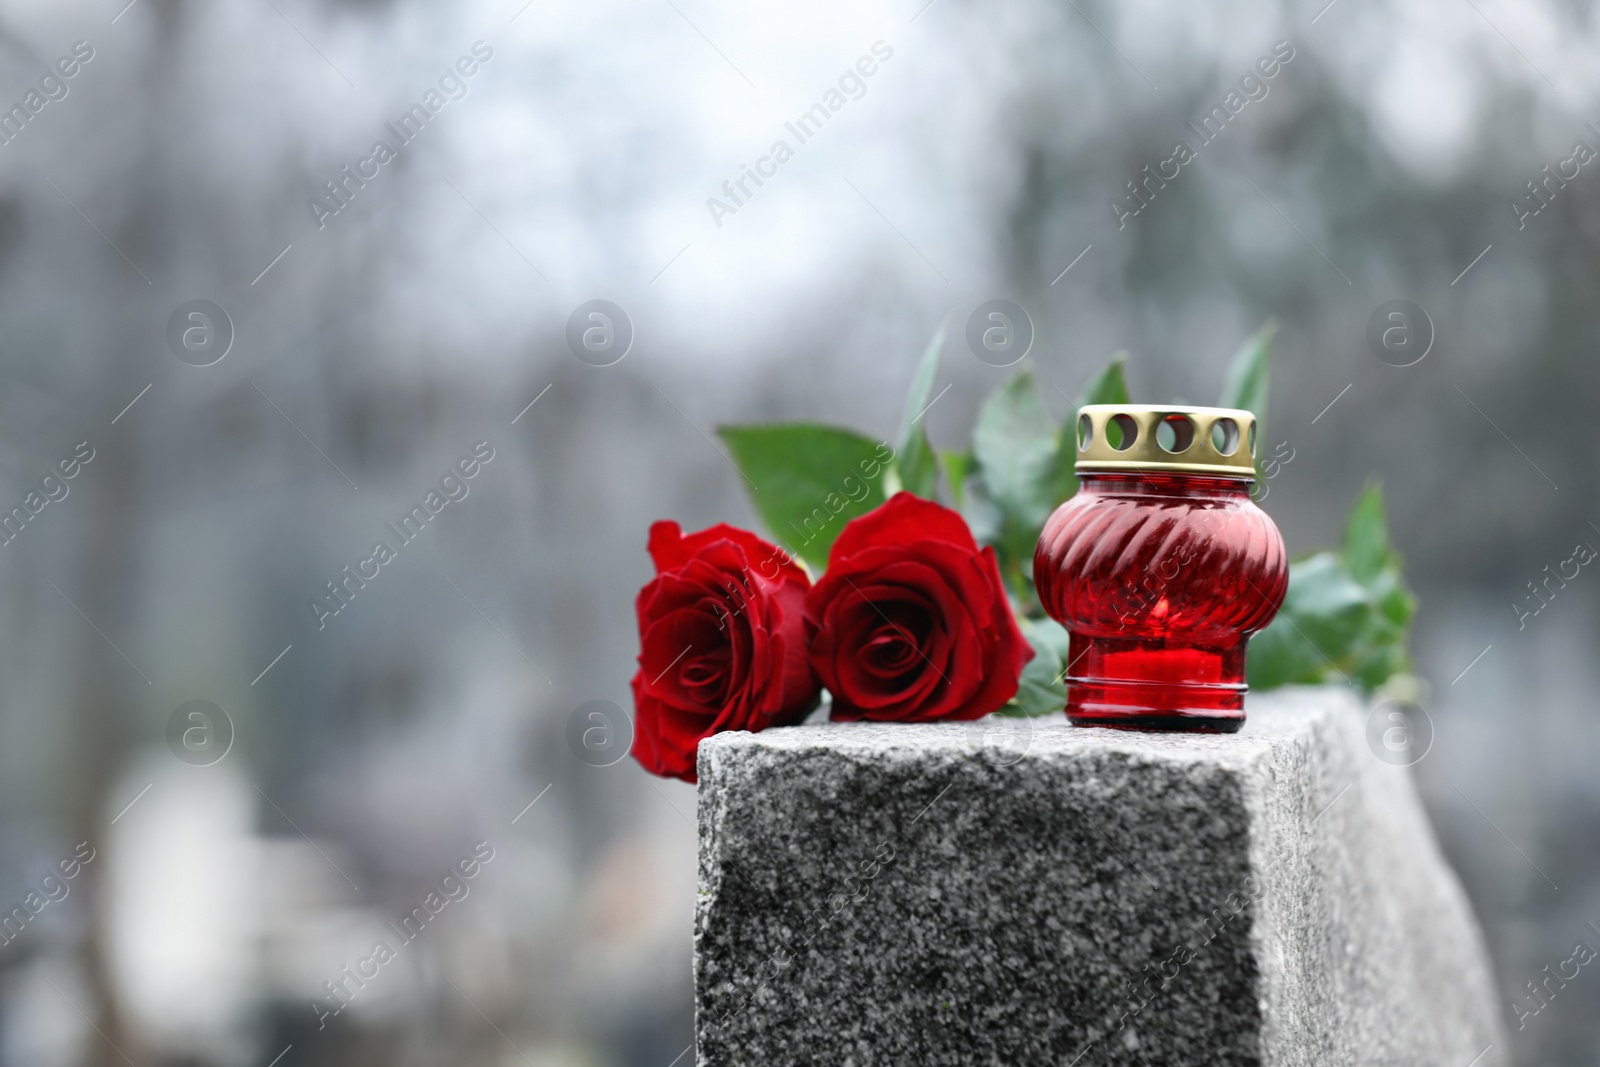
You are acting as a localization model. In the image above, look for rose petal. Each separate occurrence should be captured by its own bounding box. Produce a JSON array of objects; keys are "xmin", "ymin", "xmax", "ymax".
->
[
  {"xmin": 826, "ymin": 492, "xmax": 979, "ymax": 566},
  {"xmin": 807, "ymin": 495, "xmax": 1032, "ymax": 723},
  {"xmin": 631, "ymin": 521, "xmax": 820, "ymax": 781}
]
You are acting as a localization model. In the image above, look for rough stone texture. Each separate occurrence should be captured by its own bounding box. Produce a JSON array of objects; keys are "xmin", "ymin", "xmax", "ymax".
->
[{"xmin": 694, "ymin": 687, "xmax": 1504, "ymax": 1067}]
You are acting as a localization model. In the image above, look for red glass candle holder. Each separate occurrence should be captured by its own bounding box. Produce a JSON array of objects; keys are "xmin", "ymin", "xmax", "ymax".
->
[{"xmin": 1034, "ymin": 405, "xmax": 1288, "ymax": 732}]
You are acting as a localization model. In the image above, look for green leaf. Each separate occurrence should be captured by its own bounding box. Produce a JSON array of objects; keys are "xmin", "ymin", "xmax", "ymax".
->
[
  {"xmin": 1370, "ymin": 567, "xmax": 1417, "ymax": 629},
  {"xmin": 1048, "ymin": 352, "xmax": 1133, "ymax": 503},
  {"xmin": 894, "ymin": 326, "xmax": 946, "ymax": 500},
  {"xmin": 972, "ymin": 355, "xmax": 1136, "ymax": 591},
  {"xmin": 1340, "ymin": 482, "xmax": 1416, "ymax": 685},
  {"xmin": 1047, "ymin": 420, "xmax": 1078, "ymax": 511},
  {"xmin": 1028, "ymin": 616, "xmax": 1072, "ymax": 661},
  {"xmin": 972, "ymin": 371, "xmax": 1059, "ymax": 572},
  {"xmin": 1246, "ymin": 552, "xmax": 1368, "ymax": 690},
  {"xmin": 960, "ymin": 473, "xmax": 1002, "ymax": 552},
  {"xmin": 939, "ymin": 448, "xmax": 971, "ymax": 511},
  {"xmin": 716, "ymin": 423, "xmax": 891, "ymax": 570},
  {"xmin": 1078, "ymin": 351, "xmax": 1131, "ymax": 408},
  {"xmin": 1247, "ymin": 482, "xmax": 1418, "ymax": 694},
  {"xmin": 1349, "ymin": 623, "xmax": 1409, "ymax": 690},
  {"xmin": 1280, "ymin": 553, "xmax": 1373, "ymax": 658},
  {"xmin": 1343, "ymin": 482, "xmax": 1392, "ymax": 586},
  {"xmin": 999, "ymin": 618, "xmax": 1070, "ymax": 716},
  {"xmin": 1244, "ymin": 620, "xmax": 1312, "ymax": 691},
  {"xmin": 1339, "ymin": 481, "xmax": 1416, "ymax": 632},
  {"xmin": 1218, "ymin": 321, "xmax": 1277, "ymax": 454}
]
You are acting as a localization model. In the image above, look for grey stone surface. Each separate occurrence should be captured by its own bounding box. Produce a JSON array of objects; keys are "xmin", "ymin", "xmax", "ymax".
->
[{"xmin": 694, "ymin": 687, "xmax": 1504, "ymax": 1066}]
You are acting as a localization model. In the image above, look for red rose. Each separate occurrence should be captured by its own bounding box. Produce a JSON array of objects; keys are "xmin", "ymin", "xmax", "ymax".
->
[
  {"xmin": 805, "ymin": 492, "xmax": 1033, "ymax": 722},
  {"xmin": 630, "ymin": 521, "xmax": 820, "ymax": 782}
]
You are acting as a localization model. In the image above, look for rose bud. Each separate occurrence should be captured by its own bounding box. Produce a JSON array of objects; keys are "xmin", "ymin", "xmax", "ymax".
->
[
  {"xmin": 630, "ymin": 521, "xmax": 820, "ymax": 781},
  {"xmin": 805, "ymin": 492, "xmax": 1033, "ymax": 722}
]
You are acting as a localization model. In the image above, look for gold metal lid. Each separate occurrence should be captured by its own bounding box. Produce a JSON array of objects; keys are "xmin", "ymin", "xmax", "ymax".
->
[{"xmin": 1075, "ymin": 404, "xmax": 1257, "ymax": 477}]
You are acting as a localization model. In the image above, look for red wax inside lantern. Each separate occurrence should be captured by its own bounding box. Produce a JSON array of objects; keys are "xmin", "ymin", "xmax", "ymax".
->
[{"xmin": 1035, "ymin": 473, "xmax": 1288, "ymax": 732}]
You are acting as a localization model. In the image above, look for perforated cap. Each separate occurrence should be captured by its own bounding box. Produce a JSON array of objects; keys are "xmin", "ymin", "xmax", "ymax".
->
[{"xmin": 1075, "ymin": 404, "xmax": 1257, "ymax": 477}]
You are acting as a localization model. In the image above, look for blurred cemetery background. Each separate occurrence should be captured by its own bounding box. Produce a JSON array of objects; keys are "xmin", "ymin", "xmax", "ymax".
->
[{"xmin": 0, "ymin": 0, "xmax": 1595, "ymax": 1063}]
